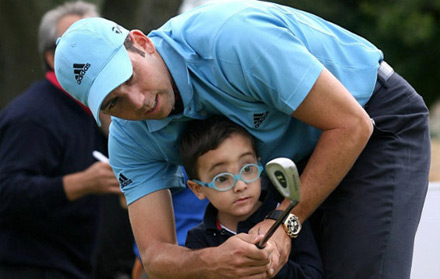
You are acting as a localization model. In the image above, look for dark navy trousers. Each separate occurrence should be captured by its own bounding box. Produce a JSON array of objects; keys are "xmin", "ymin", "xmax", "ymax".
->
[
  {"xmin": 311, "ymin": 69, "xmax": 431, "ymax": 279},
  {"xmin": 0, "ymin": 265, "xmax": 71, "ymax": 279}
]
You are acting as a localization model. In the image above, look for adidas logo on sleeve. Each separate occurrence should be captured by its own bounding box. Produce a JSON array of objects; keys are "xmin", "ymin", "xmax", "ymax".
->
[{"xmin": 118, "ymin": 173, "xmax": 133, "ymax": 188}]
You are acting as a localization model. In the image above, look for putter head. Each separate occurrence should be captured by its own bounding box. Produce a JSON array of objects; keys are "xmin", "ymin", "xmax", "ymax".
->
[
  {"xmin": 265, "ymin": 157, "xmax": 300, "ymax": 203},
  {"xmin": 256, "ymin": 158, "xmax": 301, "ymax": 249}
]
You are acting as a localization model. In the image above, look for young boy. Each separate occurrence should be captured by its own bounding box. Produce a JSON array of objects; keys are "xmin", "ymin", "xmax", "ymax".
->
[{"xmin": 180, "ymin": 116, "xmax": 323, "ymax": 279}]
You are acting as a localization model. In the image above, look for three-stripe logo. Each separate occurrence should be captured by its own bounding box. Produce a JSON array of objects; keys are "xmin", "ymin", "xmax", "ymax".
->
[
  {"xmin": 73, "ymin": 63, "xmax": 91, "ymax": 84},
  {"xmin": 119, "ymin": 173, "xmax": 133, "ymax": 188}
]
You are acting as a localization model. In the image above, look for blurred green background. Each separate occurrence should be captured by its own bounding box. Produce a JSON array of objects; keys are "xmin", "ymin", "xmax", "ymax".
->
[{"xmin": 1, "ymin": 0, "xmax": 439, "ymax": 111}]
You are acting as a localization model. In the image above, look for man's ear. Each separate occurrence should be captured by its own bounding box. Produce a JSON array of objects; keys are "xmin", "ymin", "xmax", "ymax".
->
[
  {"xmin": 45, "ymin": 51, "xmax": 55, "ymax": 70},
  {"xmin": 128, "ymin": 29, "xmax": 156, "ymax": 54},
  {"xmin": 187, "ymin": 180, "xmax": 207, "ymax": 200}
]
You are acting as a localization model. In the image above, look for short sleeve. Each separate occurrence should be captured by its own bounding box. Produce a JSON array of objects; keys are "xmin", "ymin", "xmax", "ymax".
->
[
  {"xmin": 214, "ymin": 12, "xmax": 324, "ymax": 114},
  {"xmin": 108, "ymin": 119, "xmax": 185, "ymax": 205}
]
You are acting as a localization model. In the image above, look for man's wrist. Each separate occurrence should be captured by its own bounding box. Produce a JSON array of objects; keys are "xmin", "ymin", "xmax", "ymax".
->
[
  {"xmin": 265, "ymin": 210, "xmax": 302, "ymax": 238},
  {"xmin": 196, "ymin": 247, "xmax": 218, "ymax": 278}
]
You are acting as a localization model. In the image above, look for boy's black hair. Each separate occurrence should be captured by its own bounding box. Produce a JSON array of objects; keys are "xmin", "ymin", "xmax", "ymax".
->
[{"xmin": 179, "ymin": 115, "xmax": 257, "ymax": 180}]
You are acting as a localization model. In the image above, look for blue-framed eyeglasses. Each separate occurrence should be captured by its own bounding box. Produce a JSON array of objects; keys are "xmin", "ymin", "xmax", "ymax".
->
[{"xmin": 192, "ymin": 163, "xmax": 264, "ymax": 192}]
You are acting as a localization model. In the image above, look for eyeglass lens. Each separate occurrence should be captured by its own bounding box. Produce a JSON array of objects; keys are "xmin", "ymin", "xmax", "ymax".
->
[{"xmin": 213, "ymin": 164, "xmax": 260, "ymax": 189}]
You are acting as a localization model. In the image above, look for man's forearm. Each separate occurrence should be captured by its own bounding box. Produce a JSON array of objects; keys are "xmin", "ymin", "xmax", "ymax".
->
[
  {"xmin": 129, "ymin": 190, "xmax": 214, "ymax": 278},
  {"xmin": 284, "ymin": 68, "xmax": 374, "ymax": 222},
  {"xmin": 280, "ymin": 117, "xmax": 373, "ymax": 222},
  {"xmin": 141, "ymin": 242, "xmax": 216, "ymax": 279},
  {"xmin": 139, "ymin": 233, "xmax": 272, "ymax": 279}
]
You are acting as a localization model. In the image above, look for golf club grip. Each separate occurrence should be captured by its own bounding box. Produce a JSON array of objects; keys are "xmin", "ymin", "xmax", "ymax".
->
[{"xmin": 256, "ymin": 201, "xmax": 296, "ymax": 249}]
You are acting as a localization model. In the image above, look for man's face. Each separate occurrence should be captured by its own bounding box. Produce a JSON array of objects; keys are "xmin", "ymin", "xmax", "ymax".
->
[{"xmin": 100, "ymin": 37, "xmax": 175, "ymax": 121}]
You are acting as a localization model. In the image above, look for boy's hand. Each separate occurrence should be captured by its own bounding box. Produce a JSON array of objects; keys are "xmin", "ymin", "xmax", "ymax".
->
[{"xmin": 249, "ymin": 219, "xmax": 291, "ymax": 276}]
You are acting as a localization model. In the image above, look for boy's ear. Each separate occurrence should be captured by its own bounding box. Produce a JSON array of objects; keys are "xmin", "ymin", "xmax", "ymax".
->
[{"xmin": 187, "ymin": 180, "xmax": 207, "ymax": 200}]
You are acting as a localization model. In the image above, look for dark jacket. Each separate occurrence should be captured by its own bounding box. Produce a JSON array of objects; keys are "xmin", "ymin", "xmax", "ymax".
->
[
  {"xmin": 185, "ymin": 177, "xmax": 324, "ymax": 279},
  {"xmin": 0, "ymin": 78, "xmax": 107, "ymax": 278}
]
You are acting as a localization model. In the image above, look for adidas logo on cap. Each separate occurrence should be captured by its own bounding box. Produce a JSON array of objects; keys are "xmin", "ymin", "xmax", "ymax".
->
[{"xmin": 73, "ymin": 63, "xmax": 91, "ymax": 84}]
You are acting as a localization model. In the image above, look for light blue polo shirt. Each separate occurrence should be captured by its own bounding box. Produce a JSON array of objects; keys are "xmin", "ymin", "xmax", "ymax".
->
[{"xmin": 109, "ymin": 0, "xmax": 384, "ymax": 205}]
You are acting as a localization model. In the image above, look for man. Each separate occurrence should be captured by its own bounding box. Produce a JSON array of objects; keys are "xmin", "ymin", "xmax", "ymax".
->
[
  {"xmin": 54, "ymin": 1, "xmax": 431, "ymax": 278},
  {"xmin": 0, "ymin": 2, "xmax": 121, "ymax": 278}
]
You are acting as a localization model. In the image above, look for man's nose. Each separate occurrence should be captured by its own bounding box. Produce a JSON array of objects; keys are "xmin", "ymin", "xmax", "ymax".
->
[{"xmin": 127, "ymin": 90, "xmax": 145, "ymax": 110}]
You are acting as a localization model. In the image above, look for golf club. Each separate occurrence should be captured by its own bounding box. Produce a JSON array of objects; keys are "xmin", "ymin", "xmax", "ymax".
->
[{"xmin": 257, "ymin": 157, "xmax": 300, "ymax": 249}]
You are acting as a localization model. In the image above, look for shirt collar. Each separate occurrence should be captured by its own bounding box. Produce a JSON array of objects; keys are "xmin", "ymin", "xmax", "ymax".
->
[{"xmin": 46, "ymin": 71, "xmax": 92, "ymax": 115}]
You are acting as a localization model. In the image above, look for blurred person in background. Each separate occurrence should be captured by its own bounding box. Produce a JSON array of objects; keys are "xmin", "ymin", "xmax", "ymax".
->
[
  {"xmin": 178, "ymin": 0, "xmax": 219, "ymax": 13},
  {"xmin": 0, "ymin": 2, "xmax": 125, "ymax": 278}
]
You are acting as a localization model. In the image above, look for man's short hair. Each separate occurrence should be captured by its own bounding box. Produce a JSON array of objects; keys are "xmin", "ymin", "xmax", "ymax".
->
[{"xmin": 38, "ymin": 1, "xmax": 99, "ymax": 71}]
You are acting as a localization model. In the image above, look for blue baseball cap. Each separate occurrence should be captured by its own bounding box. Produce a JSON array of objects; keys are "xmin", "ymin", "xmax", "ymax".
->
[{"xmin": 54, "ymin": 17, "xmax": 133, "ymax": 126}]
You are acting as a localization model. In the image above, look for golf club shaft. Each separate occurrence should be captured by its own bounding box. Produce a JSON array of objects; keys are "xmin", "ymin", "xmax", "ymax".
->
[{"xmin": 256, "ymin": 200, "xmax": 298, "ymax": 249}]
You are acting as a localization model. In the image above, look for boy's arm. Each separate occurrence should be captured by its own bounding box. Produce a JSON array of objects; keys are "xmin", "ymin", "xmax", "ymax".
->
[
  {"xmin": 129, "ymin": 189, "xmax": 274, "ymax": 279},
  {"xmin": 185, "ymin": 227, "xmax": 212, "ymax": 250}
]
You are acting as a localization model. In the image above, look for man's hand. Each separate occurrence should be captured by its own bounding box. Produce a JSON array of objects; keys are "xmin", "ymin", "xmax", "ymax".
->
[
  {"xmin": 131, "ymin": 190, "xmax": 275, "ymax": 279},
  {"xmin": 205, "ymin": 233, "xmax": 275, "ymax": 279},
  {"xmin": 63, "ymin": 161, "xmax": 120, "ymax": 200},
  {"xmin": 249, "ymin": 219, "xmax": 291, "ymax": 277}
]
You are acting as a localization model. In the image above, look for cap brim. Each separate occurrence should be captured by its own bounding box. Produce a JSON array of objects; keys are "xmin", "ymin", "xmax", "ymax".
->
[{"xmin": 88, "ymin": 45, "xmax": 133, "ymax": 126}]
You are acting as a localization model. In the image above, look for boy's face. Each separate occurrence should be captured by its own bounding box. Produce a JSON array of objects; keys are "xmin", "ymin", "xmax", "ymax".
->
[{"xmin": 188, "ymin": 133, "xmax": 262, "ymax": 224}]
